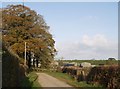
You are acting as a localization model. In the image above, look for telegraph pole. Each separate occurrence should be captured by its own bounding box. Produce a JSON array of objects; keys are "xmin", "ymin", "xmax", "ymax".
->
[
  {"xmin": 24, "ymin": 42, "xmax": 26, "ymax": 65},
  {"xmin": 23, "ymin": 0, "xmax": 26, "ymax": 66},
  {"xmin": 23, "ymin": 0, "xmax": 24, "ymax": 9}
]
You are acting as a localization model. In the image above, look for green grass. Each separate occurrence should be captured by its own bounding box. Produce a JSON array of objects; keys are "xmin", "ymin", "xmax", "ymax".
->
[
  {"xmin": 45, "ymin": 71, "xmax": 105, "ymax": 89},
  {"xmin": 21, "ymin": 72, "xmax": 41, "ymax": 89}
]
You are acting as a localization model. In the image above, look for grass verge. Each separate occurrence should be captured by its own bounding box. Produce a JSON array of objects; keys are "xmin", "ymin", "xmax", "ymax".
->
[
  {"xmin": 45, "ymin": 71, "xmax": 105, "ymax": 89},
  {"xmin": 21, "ymin": 72, "xmax": 41, "ymax": 89}
]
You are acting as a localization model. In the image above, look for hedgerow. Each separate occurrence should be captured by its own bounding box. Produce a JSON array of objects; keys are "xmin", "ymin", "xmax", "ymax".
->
[{"xmin": 87, "ymin": 65, "xmax": 120, "ymax": 89}]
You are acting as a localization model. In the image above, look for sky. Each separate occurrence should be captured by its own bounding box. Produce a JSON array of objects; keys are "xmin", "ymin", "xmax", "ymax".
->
[{"xmin": 2, "ymin": 2, "xmax": 118, "ymax": 60}]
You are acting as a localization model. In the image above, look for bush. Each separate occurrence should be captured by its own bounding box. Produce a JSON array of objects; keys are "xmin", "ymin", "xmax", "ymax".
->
[
  {"xmin": 2, "ymin": 45, "xmax": 26, "ymax": 87},
  {"xmin": 86, "ymin": 66, "xmax": 120, "ymax": 89}
]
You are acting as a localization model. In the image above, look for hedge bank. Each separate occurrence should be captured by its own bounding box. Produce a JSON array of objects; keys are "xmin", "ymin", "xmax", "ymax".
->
[{"xmin": 2, "ymin": 45, "xmax": 26, "ymax": 87}]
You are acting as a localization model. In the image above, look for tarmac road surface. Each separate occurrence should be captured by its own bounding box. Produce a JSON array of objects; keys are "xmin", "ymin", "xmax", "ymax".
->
[{"xmin": 36, "ymin": 73, "xmax": 74, "ymax": 89}]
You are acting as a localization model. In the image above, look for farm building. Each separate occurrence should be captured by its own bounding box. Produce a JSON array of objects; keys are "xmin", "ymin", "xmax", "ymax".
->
[
  {"xmin": 63, "ymin": 62, "xmax": 77, "ymax": 67},
  {"xmin": 51, "ymin": 61, "xmax": 59, "ymax": 66},
  {"xmin": 80, "ymin": 62, "xmax": 92, "ymax": 68}
]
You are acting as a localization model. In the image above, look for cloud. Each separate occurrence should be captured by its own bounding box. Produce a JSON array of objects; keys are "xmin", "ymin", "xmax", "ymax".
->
[
  {"xmin": 56, "ymin": 34, "xmax": 118, "ymax": 59},
  {"xmin": 82, "ymin": 34, "xmax": 110, "ymax": 48}
]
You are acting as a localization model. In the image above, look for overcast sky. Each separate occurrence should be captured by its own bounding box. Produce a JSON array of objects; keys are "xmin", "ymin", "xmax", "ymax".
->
[{"xmin": 2, "ymin": 2, "xmax": 118, "ymax": 60}]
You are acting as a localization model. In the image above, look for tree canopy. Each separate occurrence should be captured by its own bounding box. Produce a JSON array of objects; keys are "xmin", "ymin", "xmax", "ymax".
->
[{"xmin": 2, "ymin": 5, "xmax": 56, "ymax": 68}]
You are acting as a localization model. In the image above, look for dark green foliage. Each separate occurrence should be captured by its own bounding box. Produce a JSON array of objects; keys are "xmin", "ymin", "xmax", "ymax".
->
[
  {"xmin": 21, "ymin": 72, "xmax": 41, "ymax": 88},
  {"xmin": 60, "ymin": 65, "xmax": 120, "ymax": 88},
  {"xmin": 87, "ymin": 66, "xmax": 120, "ymax": 89},
  {"xmin": 2, "ymin": 44, "xmax": 25, "ymax": 87}
]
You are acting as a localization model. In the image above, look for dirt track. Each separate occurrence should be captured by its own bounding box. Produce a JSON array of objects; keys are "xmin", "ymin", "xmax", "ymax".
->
[{"xmin": 36, "ymin": 73, "xmax": 74, "ymax": 88}]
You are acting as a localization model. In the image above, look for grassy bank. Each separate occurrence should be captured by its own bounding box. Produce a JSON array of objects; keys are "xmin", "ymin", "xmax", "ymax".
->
[
  {"xmin": 21, "ymin": 72, "xmax": 41, "ymax": 89},
  {"xmin": 45, "ymin": 71, "xmax": 104, "ymax": 89}
]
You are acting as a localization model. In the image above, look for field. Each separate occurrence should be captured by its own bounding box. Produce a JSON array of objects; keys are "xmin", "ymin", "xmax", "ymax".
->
[{"xmin": 60, "ymin": 59, "xmax": 118, "ymax": 65}]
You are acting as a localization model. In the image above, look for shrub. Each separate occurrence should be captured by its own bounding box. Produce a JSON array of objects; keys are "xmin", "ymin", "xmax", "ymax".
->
[
  {"xmin": 2, "ymin": 45, "xmax": 26, "ymax": 87},
  {"xmin": 86, "ymin": 65, "xmax": 120, "ymax": 89}
]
